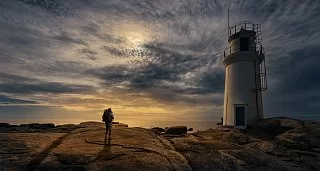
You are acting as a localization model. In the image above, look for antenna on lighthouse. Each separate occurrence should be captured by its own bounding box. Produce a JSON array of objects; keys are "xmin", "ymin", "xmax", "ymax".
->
[{"xmin": 227, "ymin": 8, "xmax": 230, "ymax": 36}]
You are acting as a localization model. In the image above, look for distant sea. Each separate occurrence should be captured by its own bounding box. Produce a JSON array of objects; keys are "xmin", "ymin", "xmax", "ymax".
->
[
  {"xmin": 0, "ymin": 119, "xmax": 219, "ymax": 131},
  {"xmin": 2, "ymin": 115, "xmax": 318, "ymax": 131}
]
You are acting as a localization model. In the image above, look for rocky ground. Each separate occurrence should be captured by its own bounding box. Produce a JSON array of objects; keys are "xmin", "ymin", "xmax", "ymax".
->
[{"xmin": 0, "ymin": 117, "xmax": 319, "ymax": 171}]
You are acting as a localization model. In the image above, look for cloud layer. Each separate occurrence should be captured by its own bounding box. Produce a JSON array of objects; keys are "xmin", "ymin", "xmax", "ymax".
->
[{"xmin": 0, "ymin": 0, "xmax": 319, "ymax": 121}]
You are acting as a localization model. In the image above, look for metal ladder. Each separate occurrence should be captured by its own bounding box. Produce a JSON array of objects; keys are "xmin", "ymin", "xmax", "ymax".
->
[
  {"xmin": 255, "ymin": 49, "xmax": 267, "ymax": 91},
  {"xmin": 255, "ymin": 24, "xmax": 262, "ymax": 52}
]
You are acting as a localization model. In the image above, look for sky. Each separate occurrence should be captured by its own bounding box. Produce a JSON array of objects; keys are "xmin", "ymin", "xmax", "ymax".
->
[{"xmin": 0, "ymin": 0, "xmax": 319, "ymax": 123}]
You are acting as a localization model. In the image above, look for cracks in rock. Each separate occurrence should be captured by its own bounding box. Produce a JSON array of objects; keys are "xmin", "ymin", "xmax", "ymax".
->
[
  {"xmin": 86, "ymin": 138, "xmax": 177, "ymax": 170},
  {"xmin": 175, "ymin": 148, "xmax": 202, "ymax": 154},
  {"xmin": 72, "ymin": 128, "xmax": 105, "ymax": 134},
  {"xmin": 156, "ymin": 135, "xmax": 174, "ymax": 150},
  {"xmin": 166, "ymin": 137, "xmax": 176, "ymax": 146},
  {"xmin": 161, "ymin": 137, "xmax": 194, "ymax": 171}
]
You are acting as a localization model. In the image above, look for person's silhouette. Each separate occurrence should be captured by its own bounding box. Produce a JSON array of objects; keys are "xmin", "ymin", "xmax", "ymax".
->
[{"xmin": 102, "ymin": 108, "xmax": 114, "ymax": 145}]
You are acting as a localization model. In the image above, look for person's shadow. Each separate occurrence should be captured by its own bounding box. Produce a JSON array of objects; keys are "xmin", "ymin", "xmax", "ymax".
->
[
  {"xmin": 105, "ymin": 138, "xmax": 111, "ymax": 146},
  {"xmin": 104, "ymin": 135, "xmax": 112, "ymax": 146},
  {"xmin": 98, "ymin": 139, "xmax": 112, "ymax": 160}
]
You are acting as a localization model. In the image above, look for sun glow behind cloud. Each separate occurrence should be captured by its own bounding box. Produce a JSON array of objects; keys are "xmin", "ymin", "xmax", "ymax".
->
[{"xmin": 115, "ymin": 22, "xmax": 152, "ymax": 46}]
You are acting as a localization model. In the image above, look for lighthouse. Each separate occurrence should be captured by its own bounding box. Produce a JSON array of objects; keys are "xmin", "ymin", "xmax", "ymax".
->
[{"xmin": 223, "ymin": 21, "xmax": 267, "ymax": 128}]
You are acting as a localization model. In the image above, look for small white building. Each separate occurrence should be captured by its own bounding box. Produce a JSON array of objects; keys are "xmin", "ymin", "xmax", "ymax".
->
[{"xmin": 223, "ymin": 21, "xmax": 267, "ymax": 129}]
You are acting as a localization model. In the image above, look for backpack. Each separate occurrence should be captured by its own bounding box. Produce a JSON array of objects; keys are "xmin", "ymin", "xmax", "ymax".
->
[{"xmin": 102, "ymin": 111, "xmax": 113, "ymax": 122}]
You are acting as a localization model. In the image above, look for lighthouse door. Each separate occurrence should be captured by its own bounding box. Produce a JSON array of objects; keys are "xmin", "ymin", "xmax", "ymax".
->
[{"xmin": 234, "ymin": 106, "xmax": 246, "ymax": 128}]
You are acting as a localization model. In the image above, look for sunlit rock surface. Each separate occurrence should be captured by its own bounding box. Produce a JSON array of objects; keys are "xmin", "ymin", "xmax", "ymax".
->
[{"xmin": 1, "ymin": 118, "xmax": 319, "ymax": 170}]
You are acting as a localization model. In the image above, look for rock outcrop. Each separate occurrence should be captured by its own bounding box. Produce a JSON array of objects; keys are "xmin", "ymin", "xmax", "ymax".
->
[
  {"xmin": 1, "ymin": 122, "xmax": 191, "ymax": 171},
  {"xmin": 1, "ymin": 118, "xmax": 319, "ymax": 170},
  {"xmin": 165, "ymin": 126, "xmax": 187, "ymax": 135}
]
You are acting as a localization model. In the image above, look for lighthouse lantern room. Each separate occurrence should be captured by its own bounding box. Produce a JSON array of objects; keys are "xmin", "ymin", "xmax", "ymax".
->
[{"xmin": 223, "ymin": 21, "xmax": 267, "ymax": 129}]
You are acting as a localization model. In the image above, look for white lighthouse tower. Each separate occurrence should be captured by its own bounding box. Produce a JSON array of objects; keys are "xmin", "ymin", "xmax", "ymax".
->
[{"xmin": 223, "ymin": 21, "xmax": 267, "ymax": 128}]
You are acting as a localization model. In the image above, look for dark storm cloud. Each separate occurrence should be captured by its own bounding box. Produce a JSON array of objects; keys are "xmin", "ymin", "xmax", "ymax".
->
[
  {"xmin": 78, "ymin": 48, "xmax": 98, "ymax": 61},
  {"xmin": 80, "ymin": 22, "xmax": 101, "ymax": 33},
  {"xmin": 0, "ymin": 72, "xmax": 35, "ymax": 83},
  {"xmin": 141, "ymin": 44, "xmax": 209, "ymax": 69},
  {"xmin": 49, "ymin": 32, "xmax": 87, "ymax": 45},
  {"xmin": 0, "ymin": 95, "xmax": 38, "ymax": 104},
  {"xmin": 16, "ymin": 0, "xmax": 72, "ymax": 16},
  {"xmin": 264, "ymin": 45, "xmax": 320, "ymax": 115},
  {"xmin": 194, "ymin": 70, "xmax": 225, "ymax": 94},
  {"xmin": 0, "ymin": 82, "xmax": 92, "ymax": 94},
  {"xmin": 85, "ymin": 0, "xmax": 225, "ymax": 19},
  {"xmin": 277, "ymin": 47, "xmax": 320, "ymax": 94},
  {"xmin": 86, "ymin": 65, "xmax": 132, "ymax": 85},
  {"xmin": 129, "ymin": 65, "xmax": 178, "ymax": 89},
  {"xmin": 0, "ymin": 24, "xmax": 46, "ymax": 49},
  {"xmin": 101, "ymin": 46, "xmax": 126, "ymax": 57},
  {"xmin": 22, "ymin": 60, "xmax": 91, "ymax": 76},
  {"xmin": 0, "ymin": 72, "xmax": 93, "ymax": 94}
]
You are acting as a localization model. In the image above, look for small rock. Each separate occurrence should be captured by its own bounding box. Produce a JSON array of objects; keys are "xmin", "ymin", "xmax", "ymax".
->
[
  {"xmin": 187, "ymin": 128, "xmax": 193, "ymax": 131},
  {"xmin": 165, "ymin": 126, "xmax": 187, "ymax": 135},
  {"xmin": 113, "ymin": 123, "xmax": 128, "ymax": 127}
]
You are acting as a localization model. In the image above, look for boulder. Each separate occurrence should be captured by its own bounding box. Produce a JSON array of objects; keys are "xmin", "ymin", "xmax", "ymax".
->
[
  {"xmin": 165, "ymin": 126, "xmax": 187, "ymax": 135},
  {"xmin": 187, "ymin": 128, "xmax": 193, "ymax": 131},
  {"xmin": 151, "ymin": 127, "xmax": 165, "ymax": 133},
  {"xmin": 0, "ymin": 123, "xmax": 11, "ymax": 127}
]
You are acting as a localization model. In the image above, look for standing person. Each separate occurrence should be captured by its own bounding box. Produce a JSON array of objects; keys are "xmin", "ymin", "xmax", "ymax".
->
[{"xmin": 102, "ymin": 108, "xmax": 114, "ymax": 144}]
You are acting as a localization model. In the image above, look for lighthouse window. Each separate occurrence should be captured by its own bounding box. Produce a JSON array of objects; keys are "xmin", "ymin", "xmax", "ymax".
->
[{"xmin": 240, "ymin": 38, "xmax": 249, "ymax": 51}]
